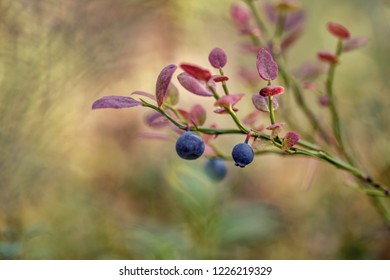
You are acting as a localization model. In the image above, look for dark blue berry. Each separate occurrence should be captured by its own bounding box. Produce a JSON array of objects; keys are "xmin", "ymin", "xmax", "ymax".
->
[
  {"xmin": 175, "ymin": 131, "xmax": 205, "ymax": 160},
  {"xmin": 232, "ymin": 142, "xmax": 254, "ymax": 168},
  {"xmin": 204, "ymin": 158, "xmax": 227, "ymax": 181}
]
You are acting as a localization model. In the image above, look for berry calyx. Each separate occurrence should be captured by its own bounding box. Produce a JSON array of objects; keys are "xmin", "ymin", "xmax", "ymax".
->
[
  {"xmin": 175, "ymin": 131, "xmax": 205, "ymax": 160},
  {"xmin": 204, "ymin": 158, "xmax": 228, "ymax": 181}
]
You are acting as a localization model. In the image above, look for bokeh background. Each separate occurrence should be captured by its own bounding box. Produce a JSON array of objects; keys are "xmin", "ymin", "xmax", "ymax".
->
[{"xmin": 1, "ymin": 0, "xmax": 390, "ymax": 259}]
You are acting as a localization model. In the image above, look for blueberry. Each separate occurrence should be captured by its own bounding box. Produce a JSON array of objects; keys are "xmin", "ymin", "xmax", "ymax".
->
[
  {"xmin": 232, "ymin": 142, "xmax": 254, "ymax": 168},
  {"xmin": 205, "ymin": 158, "xmax": 227, "ymax": 181},
  {"xmin": 175, "ymin": 131, "xmax": 205, "ymax": 160}
]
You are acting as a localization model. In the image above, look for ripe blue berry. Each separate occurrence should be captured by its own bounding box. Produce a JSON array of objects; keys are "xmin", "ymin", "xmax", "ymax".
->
[
  {"xmin": 175, "ymin": 131, "xmax": 205, "ymax": 160},
  {"xmin": 204, "ymin": 158, "xmax": 227, "ymax": 181},
  {"xmin": 232, "ymin": 142, "xmax": 254, "ymax": 168}
]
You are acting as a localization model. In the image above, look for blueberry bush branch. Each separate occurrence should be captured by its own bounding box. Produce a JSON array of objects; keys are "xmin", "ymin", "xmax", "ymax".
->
[{"xmin": 92, "ymin": 0, "xmax": 390, "ymax": 224}]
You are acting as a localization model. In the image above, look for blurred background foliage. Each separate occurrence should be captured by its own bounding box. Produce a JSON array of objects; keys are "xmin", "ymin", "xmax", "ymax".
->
[{"xmin": 0, "ymin": 0, "xmax": 390, "ymax": 259}]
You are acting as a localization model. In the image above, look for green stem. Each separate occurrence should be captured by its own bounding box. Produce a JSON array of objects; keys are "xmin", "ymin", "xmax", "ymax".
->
[
  {"xmin": 208, "ymin": 84, "xmax": 248, "ymax": 133},
  {"xmin": 245, "ymin": 0, "xmax": 270, "ymax": 39},
  {"xmin": 218, "ymin": 68, "xmax": 230, "ymax": 95},
  {"xmin": 268, "ymin": 96, "xmax": 276, "ymax": 125},
  {"xmin": 278, "ymin": 62, "xmax": 332, "ymax": 144},
  {"xmin": 326, "ymin": 39, "xmax": 354, "ymax": 165}
]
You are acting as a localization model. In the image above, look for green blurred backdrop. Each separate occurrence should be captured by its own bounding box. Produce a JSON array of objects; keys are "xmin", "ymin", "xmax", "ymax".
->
[{"xmin": 0, "ymin": 0, "xmax": 390, "ymax": 259}]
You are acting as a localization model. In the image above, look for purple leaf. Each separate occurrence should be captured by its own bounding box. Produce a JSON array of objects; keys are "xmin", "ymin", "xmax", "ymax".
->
[
  {"xmin": 92, "ymin": 96, "xmax": 142, "ymax": 109},
  {"xmin": 342, "ymin": 36, "xmax": 368, "ymax": 52},
  {"xmin": 177, "ymin": 72, "xmax": 213, "ymax": 97},
  {"xmin": 209, "ymin": 47, "xmax": 227, "ymax": 68},
  {"xmin": 131, "ymin": 91, "xmax": 156, "ymax": 100},
  {"xmin": 156, "ymin": 64, "xmax": 177, "ymax": 107},
  {"xmin": 256, "ymin": 48, "xmax": 278, "ymax": 81},
  {"xmin": 145, "ymin": 112, "xmax": 170, "ymax": 128},
  {"xmin": 284, "ymin": 10, "xmax": 306, "ymax": 32},
  {"xmin": 252, "ymin": 94, "xmax": 279, "ymax": 112}
]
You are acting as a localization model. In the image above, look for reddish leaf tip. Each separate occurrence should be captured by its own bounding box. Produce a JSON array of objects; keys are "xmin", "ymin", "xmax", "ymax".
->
[
  {"xmin": 317, "ymin": 51, "xmax": 339, "ymax": 64},
  {"xmin": 327, "ymin": 22, "xmax": 350, "ymax": 40},
  {"xmin": 180, "ymin": 63, "xmax": 212, "ymax": 82},
  {"xmin": 259, "ymin": 85, "xmax": 285, "ymax": 97}
]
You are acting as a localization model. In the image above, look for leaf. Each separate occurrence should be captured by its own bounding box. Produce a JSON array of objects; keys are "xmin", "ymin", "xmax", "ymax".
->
[
  {"xmin": 177, "ymin": 72, "xmax": 213, "ymax": 97},
  {"xmin": 214, "ymin": 93, "xmax": 245, "ymax": 107},
  {"xmin": 252, "ymin": 94, "xmax": 279, "ymax": 112},
  {"xmin": 259, "ymin": 85, "xmax": 285, "ymax": 97},
  {"xmin": 131, "ymin": 91, "xmax": 156, "ymax": 100},
  {"xmin": 208, "ymin": 47, "xmax": 227, "ymax": 68},
  {"xmin": 145, "ymin": 112, "xmax": 170, "ymax": 128},
  {"xmin": 165, "ymin": 83, "xmax": 179, "ymax": 105},
  {"xmin": 230, "ymin": 3, "xmax": 252, "ymax": 28},
  {"xmin": 214, "ymin": 107, "xmax": 238, "ymax": 114},
  {"xmin": 211, "ymin": 75, "xmax": 229, "ymax": 82},
  {"xmin": 281, "ymin": 28, "xmax": 303, "ymax": 51},
  {"xmin": 327, "ymin": 22, "xmax": 350, "ymax": 40},
  {"xmin": 282, "ymin": 131, "xmax": 300, "ymax": 151},
  {"xmin": 256, "ymin": 48, "xmax": 278, "ymax": 81},
  {"xmin": 317, "ymin": 51, "xmax": 339, "ymax": 64},
  {"xmin": 342, "ymin": 36, "xmax": 368, "ymax": 52},
  {"xmin": 284, "ymin": 10, "xmax": 306, "ymax": 31},
  {"xmin": 180, "ymin": 63, "xmax": 212, "ymax": 81},
  {"xmin": 155, "ymin": 64, "xmax": 177, "ymax": 107},
  {"xmin": 266, "ymin": 122, "xmax": 286, "ymax": 138},
  {"xmin": 92, "ymin": 96, "xmax": 142, "ymax": 109},
  {"xmin": 189, "ymin": 104, "xmax": 206, "ymax": 126}
]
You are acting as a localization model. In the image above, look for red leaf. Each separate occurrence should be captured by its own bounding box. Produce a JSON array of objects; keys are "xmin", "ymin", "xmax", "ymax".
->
[
  {"xmin": 92, "ymin": 96, "xmax": 142, "ymax": 109},
  {"xmin": 214, "ymin": 93, "xmax": 245, "ymax": 107},
  {"xmin": 155, "ymin": 64, "xmax": 177, "ymax": 107},
  {"xmin": 189, "ymin": 104, "xmax": 207, "ymax": 126},
  {"xmin": 177, "ymin": 108, "xmax": 191, "ymax": 122},
  {"xmin": 259, "ymin": 85, "xmax": 285, "ymax": 97},
  {"xmin": 327, "ymin": 22, "xmax": 350, "ymax": 40},
  {"xmin": 177, "ymin": 72, "xmax": 213, "ymax": 97},
  {"xmin": 180, "ymin": 63, "xmax": 212, "ymax": 81},
  {"xmin": 342, "ymin": 36, "xmax": 368, "ymax": 52},
  {"xmin": 211, "ymin": 75, "xmax": 229, "ymax": 82},
  {"xmin": 209, "ymin": 47, "xmax": 227, "ymax": 68},
  {"xmin": 282, "ymin": 131, "xmax": 300, "ymax": 150},
  {"xmin": 256, "ymin": 48, "xmax": 278, "ymax": 81},
  {"xmin": 317, "ymin": 51, "xmax": 339, "ymax": 64}
]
